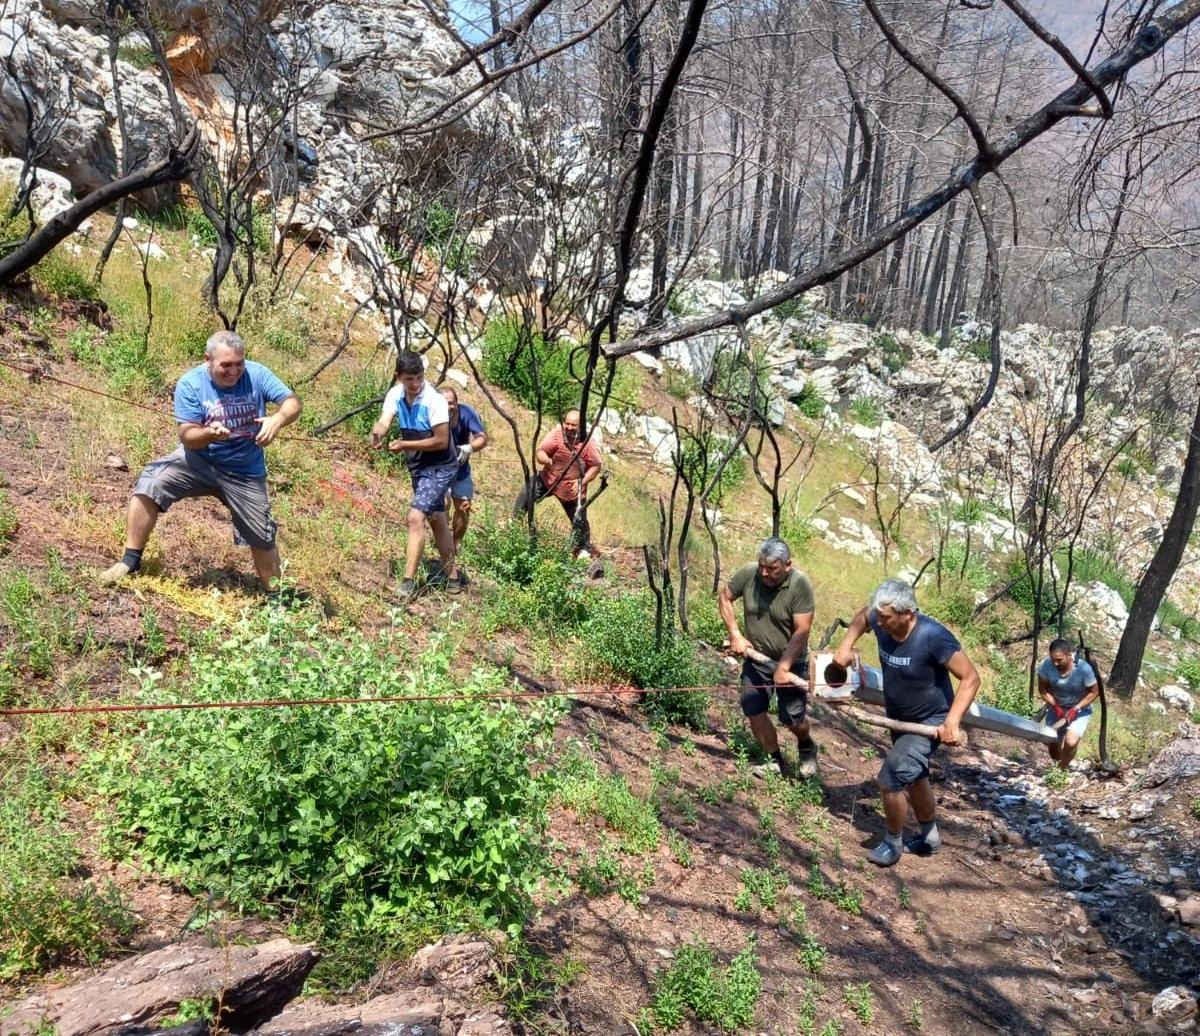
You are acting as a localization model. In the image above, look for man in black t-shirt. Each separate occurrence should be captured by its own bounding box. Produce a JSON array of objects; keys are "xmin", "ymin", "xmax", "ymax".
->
[{"xmin": 835, "ymin": 578, "xmax": 979, "ymax": 867}]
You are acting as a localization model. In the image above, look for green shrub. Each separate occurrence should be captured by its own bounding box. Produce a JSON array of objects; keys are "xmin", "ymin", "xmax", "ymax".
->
[
  {"xmin": 94, "ymin": 612, "xmax": 565, "ymax": 979},
  {"xmin": 771, "ymin": 297, "xmax": 806, "ymax": 321},
  {"xmin": 186, "ymin": 205, "xmax": 219, "ymax": 246},
  {"xmin": 420, "ymin": 200, "xmax": 476, "ymax": 275},
  {"xmin": 873, "ymin": 331, "xmax": 911, "ymax": 373},
  {"xmin": 582, "ymin": 593, "xmax": 713, "ymax": 729},
  {"xmin": 788, "ymin": 381, "xmax": 825, "ymax": 419},
  {"xmin": 848, "ymin": 395, "xmax": 883, "ymax": 427},
  {"xmin": 984, "ymin": 651, "xmax": 1037, "ymax": 717},
  {"xmin": 649, "ymin": 938, "xmax": 761, "ymax": 1032},
  {"xmin": 33, "ymin": 252, "xmax": 98, "ymax": 301},
  {"xmin": 0, "ymin": 488, "xmax": 17, "ymax": 546},
  {"xmin": 1, "ymin": 763, "xmax": 132, "ymax": 978},
  {"xmin": 1005, "ymin": 559, "xmax": 1059, "ymax": 626},
  {"xmin": 1061, "ymin": 547, "xmax": 1135, "ymax": 608},
  {"xmin": 117, "ymin": 45, "xmax": 156, "ymax": 70},
  {"xmin": 481, "ymin": 320, "xmax": 576, "ymax": 415},
  {"xmin": 939, "ymin": 540, "xmax": 992, "ymax": 591},
  {"xmin": 705, "ymin": 348, "xmax": 772, "ymax": 423},
  {"xmin": 679, "ymin": 430, "xmax": 745, "ymax": 504},
  {"xmin": 1160, "ymin": 600, "xmax": 1200, "ymax": 642},
  {"xmin": 1176, "ymin": 655, "xmax": 1200, "ymax": 690}
]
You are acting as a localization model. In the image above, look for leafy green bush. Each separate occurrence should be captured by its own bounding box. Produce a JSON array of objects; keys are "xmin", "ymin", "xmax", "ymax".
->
[
  {"xmin": 0, "ymin": 488, "xmax": 17, "ymax": 546},
  {"xmin": 679, "ymin": 430, "xmax": 745, "ymax": 504},
  {"xmin": 117, "ymin": 45, "xmax": 156, "ymax": 70},
  {"xmin": 481, "ymin": 319, "xmax": 576, "ymax": 415},
  {"xmin": 1005, "ymin": 559, "xmax": 1059, "ymax": 625},
  {"xmin": 420, "ymin": 200, "xmax": 476, "ymax": 275},
  {"xmin": 1, "ymin": 764, "xmax": 132, "ymax": 978},
  {"xmin": 984, "ymin": 651, "xmax": 1037, "ymax": 717},
  {"xmin": 788, "ymin": 381, "xmax": 825, "ymax": 419},
  {"xmin": 1159, "ymin": 600, "xmax": 1200, "ymax": 641},
  {"xmin": 771, "ymin": 297, "xmax": 807, "ymax": 321},
  {"xmin": 33, "ymin": 252, "xmax": 98, "ymax": 301},
  {"xmin": 705, "ymin": 348, "xmax": 772, "ymax": 423},
  {"xmin": 939, "ymin": 540, "xmax": 992, "ymax": 592},
  {"xmin": 1176, "ymin": 655, "xmax": 1200, "ymax": 690},
  {"xmin": 648, "ymin": 938, "xmax": 761, "ymax": 1032},
  {"xmin": 581, "ymin": 593, "xmax": 713, "ymax": 729},
  {"xmin": 94, "ymin": 612, "xmax": 565, "ymax": 977},
  {"xmin": 1062, "ymin": 547, "xmax": 1135, "ymax": 608},
  {"xmin": 186, "ymin": 205, "xmax": 219, "ymax": 246}
]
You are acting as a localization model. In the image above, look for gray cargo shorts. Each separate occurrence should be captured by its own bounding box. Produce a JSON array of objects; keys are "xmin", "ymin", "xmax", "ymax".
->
[
  {"xmin": 132, "ymin": 446, "xmax": 277, "ymax": 551},
  {"xmin": 878, "ymin": 730, "xmax": 941, "ymax": 791}
]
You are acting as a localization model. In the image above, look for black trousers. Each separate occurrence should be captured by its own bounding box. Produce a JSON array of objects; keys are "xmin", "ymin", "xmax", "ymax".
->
[{"xmin": 514, "ymin": 475, "xmax": 590, "ymax": 552}]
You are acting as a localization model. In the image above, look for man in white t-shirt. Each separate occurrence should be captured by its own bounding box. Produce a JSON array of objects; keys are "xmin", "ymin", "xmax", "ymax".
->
[{"xmin": 370, "ymin": 350, "xmax": 461, "ymax": 601}]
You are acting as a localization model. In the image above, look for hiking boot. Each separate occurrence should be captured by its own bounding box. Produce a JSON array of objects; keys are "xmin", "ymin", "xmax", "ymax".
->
[
  {"xmin": 796, "ymin": 741, "xmax": 820, "ymax": 778},
  {"xmin": 397, "ymin": 577, "xmax": 418, "ymax": 603},
  {"xmin": 444, "ymin": 572, "xmax": 466, "ymax": 595},
  {"xmin": 99, "ymin": 560, "xmax": 135, "ymax": 586},
  {"xmin": 867, "ymin": 840, "xmax": 902, "ymax": 867}
]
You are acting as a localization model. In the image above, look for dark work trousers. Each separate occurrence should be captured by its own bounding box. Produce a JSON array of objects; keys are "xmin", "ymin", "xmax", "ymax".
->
[{"xmin": 514, "ymin": 475, "xmax": 590, "ymax": 553}]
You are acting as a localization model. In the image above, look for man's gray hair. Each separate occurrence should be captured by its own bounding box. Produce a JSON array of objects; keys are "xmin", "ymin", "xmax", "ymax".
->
[
  {"xmin": 757, "ymin": 537, "xmax": 791, "ymax": 564},
  {"xmin": 871, "ymin": 578, "xmax": 918, "ymax": 614},
  {"xmin": 205, "ymin": 330, "xmax": 245, "ymax": 358}
]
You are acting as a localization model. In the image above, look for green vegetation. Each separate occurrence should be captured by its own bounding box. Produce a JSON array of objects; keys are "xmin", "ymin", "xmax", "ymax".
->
[
  {"xmin": 873, "ymin": 331, "xmax": 911, "ymax": 373},
  {"xmin": 68, "ymin": 326, "xmax": 165, "ymax": 396},
  {"xmin": 647, "ymin": 938, "xmax": 761, "ymax": 1033},
  {"xmin": 481, "ymin": 319, "xmax": 637, "ymax": 417},
  {"xmin": 419, "ymin": 200, "xmax": 477, "ymax": 275},
  {"xmin": 679, "ymin": 428, "xmax": 746, "ymax": 504},
  {"xmin": 806, "ymin": 867, "xmax": 863, "ymax": 915},
  {"xmin": 33, "ymin": 253, "xmax": 99, "ymax": 301},
  {"xmin": 733, "ymin": 866, "xmax": 785, "ymax": 913},
  {"xmin": 0, "ymin": 488, "xmax": 17, "ymax": 546},
  {"xmin": 557, "ymin": 750, "xmax": 661, "ymax": 853},
  {"xmin": 1, "ymin": 763, "xmax": 132, "ymax": 979},
  {"xmin": 94, "ymin": 610, "xmax": 564, "ymax": 984},
  {"xmin": 117, "ymin": 45, "xmax": 157, "ymax": 70},
  {"xmin": 848, "ymin": 394, "xmax": 883, "ymax": 426},
  {"xmin": 581, "ymin": 592, "xmax": 714, "ymax": 729},
  {"xmin": 843, "ymin": 981, "xmax": 874, "ymax": 1024},
  {"xmin": 1043, "ymin": 765, "xmax": 1070, "ymax": 789},
  {"xmin": 790, "ymin": 380, "xmax": 826, "ymax": 419},
  {"xmin": 907, "ymin": 997, "xmax": 925, "ymax": 1031},
  {"xmin": 1063, "ymin": 547, "xmax": 1135, "ymax": 607}
]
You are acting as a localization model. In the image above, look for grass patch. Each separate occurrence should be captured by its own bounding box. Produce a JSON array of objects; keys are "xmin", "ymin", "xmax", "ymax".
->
[
  {"xmin": 557, "ymin": 750, "xmax": 661, "ymax": 853},
  {"xmin": 646, "ymin": 938, "xmax": 761, "ymax": 1033},
  {"xmin": 1, "ymin": 760, "xmax": 133, "ymax": 979}
]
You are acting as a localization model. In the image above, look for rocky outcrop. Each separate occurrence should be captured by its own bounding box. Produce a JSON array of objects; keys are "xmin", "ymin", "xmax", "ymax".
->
[
  {"xmin": 0, "ymin": 0, "xmax": 508, "ymax": 224},
  {"xmin": 1, "ymin": 936, "xmax": 510, "ymax": 1036},
  {"xmin": 0, "ymin": 938, "xmax": 319, "ymax": 1036}
]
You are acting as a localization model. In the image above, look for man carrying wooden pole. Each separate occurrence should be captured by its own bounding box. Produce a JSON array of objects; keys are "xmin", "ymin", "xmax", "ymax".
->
[{"xmin": 834, "ymin": 579, "xmax": 980, "ymax": 867}]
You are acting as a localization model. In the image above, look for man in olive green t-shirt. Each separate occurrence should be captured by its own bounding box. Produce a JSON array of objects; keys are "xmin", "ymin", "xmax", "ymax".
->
[{"xmin": 718, "ymin": 536, "xmax": 817, "ymax": 778}]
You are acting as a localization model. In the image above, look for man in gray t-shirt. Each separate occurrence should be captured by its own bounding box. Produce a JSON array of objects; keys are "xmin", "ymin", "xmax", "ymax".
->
[
  {"xmin": 719, "ymin": 536, "xmax": 817, "ymax": 778},
  {"xmin": 1038, "ymin": 638, "xmax": 1099, "ymax": 772}
]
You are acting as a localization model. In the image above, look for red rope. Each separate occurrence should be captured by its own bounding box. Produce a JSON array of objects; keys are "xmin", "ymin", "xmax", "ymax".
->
[{"xmin": 0, "ymin": 681, "xmax": 725, "ymax": 717}]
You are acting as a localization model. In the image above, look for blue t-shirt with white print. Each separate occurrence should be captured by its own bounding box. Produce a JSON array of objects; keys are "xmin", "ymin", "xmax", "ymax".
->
[
  {"xmin": 1037, "ymin": 657, "xmax": 1097, "ymax": 710},
  {"xmin": 173, "ymin": 361, "xmax": 293, "ymax": 478},
  {"xmin": 869, "ymin": 612, "xmax": 962, "ymax": 724}
]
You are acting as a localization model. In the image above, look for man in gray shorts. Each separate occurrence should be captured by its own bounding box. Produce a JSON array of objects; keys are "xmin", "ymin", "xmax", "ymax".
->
[
  {"xmin": 834, "ymin": 579, "xmax": 979, "ymax": 867},
  {"xmin": 99, "ymin": 331, "xmax": 302, "ymax": 592}
]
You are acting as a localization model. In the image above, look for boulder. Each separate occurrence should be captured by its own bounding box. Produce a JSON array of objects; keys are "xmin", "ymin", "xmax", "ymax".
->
[
  {"xmin": 165, "ymin": 32, "xmax": 213, "ymax": 76},
  {"xmin": 1143, "ymin": 722, "xmax": 1200, "ymax": 787},
  {"xmin": 1150, "ymin": 985, "xmax": 1197, "ymax": 1024},
  {"xmin": 1158, "ymin": 684, "xmax": 1197, "ymax": 712},
  {"xmin": 0, "ymin": 938, "xmax": 319, "ymax": 1036},
  {"xmin": 0, "ymin": 158, "xmax": 74, "ymax": 221}
]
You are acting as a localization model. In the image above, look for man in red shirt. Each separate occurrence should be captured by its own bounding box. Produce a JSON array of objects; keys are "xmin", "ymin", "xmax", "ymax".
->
[{"xmin": 514, "ymin": 409, "xmax": 602, "ymax": 555}]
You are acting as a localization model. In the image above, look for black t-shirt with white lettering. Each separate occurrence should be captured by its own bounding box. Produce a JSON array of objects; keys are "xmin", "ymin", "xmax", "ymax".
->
[{"xmin": 868, "ymin": 612, "xmax": 961, "ymax": 724}]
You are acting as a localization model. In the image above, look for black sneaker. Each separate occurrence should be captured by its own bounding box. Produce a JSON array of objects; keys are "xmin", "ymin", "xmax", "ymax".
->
[
  {"xmin": 397, "ymin": 577, "xmax": 418, "ymax": 602},
  {"xmin": 903, "ymin": 834, "xmax": 940, "ymax": 856}
]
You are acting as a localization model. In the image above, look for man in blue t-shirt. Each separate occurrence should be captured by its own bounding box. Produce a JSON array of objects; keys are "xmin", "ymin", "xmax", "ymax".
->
[
  {"xmin": 98, "ymin": 330, "xmax": 302, "ymax": 592},
  {"xmin": 370, "ymin": 350, "xmax": 462, "ymax": 601},
  {"xmin": 835, "ymin": 578, "xmax": 979, "ymax": 867},
  {"xmin": 1038, "ymin": 638, "xmax": 1099, "ymax": 772},
  {"xmin": 440, "ymin": 386, "xmax": 487, "ymax": 554}
]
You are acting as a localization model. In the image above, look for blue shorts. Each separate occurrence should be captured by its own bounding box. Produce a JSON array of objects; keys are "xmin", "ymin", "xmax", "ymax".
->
[
  {"xmin": 409, "ymin": 462, "xmax": 459, "ymax": 516},
  {"xmin": 449, "ymin": 468, "xmax": 474, "ymax": 501},
  {"xmin": 878, "ymin": 731, "xmax": 941, "ymax": 791}
]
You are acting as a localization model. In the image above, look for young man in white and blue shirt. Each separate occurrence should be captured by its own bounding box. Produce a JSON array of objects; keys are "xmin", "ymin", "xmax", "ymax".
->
[{"xmin": 371, "ymin": 350, "xmax": 462, "ymax": 601}]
